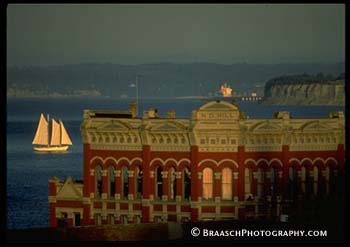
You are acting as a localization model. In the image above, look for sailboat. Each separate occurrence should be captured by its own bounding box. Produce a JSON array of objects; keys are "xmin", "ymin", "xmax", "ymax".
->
[{"xmin": 32, "ymin": 113, "xmax": 73, "ymax": 152}]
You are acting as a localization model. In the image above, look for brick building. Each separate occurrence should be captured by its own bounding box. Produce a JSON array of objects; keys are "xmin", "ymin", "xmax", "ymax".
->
[{"xmin": 48, "ymin": 100, "xmax": 345, "ymax": 227}]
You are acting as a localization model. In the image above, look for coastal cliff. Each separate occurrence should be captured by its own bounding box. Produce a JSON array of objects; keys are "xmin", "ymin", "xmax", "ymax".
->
[{"xmin": 263, "ymin": 74, "xmax": 345, "ymax": 105}]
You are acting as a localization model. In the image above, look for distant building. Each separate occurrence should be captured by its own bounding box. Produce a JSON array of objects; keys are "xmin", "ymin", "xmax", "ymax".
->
[{"xmin": 49, "ymin": 101, "xmax": 345, "ymax": 227}]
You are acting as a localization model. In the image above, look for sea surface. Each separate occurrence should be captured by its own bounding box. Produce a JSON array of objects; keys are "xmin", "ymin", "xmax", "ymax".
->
[{"xmin": 6, "ymin": 98, "xmax": 345, "ymax": 229}]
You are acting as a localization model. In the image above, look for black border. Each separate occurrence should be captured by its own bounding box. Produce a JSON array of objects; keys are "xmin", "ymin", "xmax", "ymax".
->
[{"xmin": 3, "ymin": 1, "xmax": 349, "ymax": 246}]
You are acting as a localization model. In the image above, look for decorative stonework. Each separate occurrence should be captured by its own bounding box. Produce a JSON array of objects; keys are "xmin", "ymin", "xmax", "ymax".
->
[
  {"xmin": 115, "ymin": 171, "xmax": 121, "ymax": 177},
  {"xmin": 214, "ymin": 172, "xmax": 222, "ymax": 180},
  {"xmin": 51, "ymin": 101, "xmax": 344, "ymax": 228},
  {"xmin": 91, "ymin": 144, "xmax": 142, "ymax": 151}
]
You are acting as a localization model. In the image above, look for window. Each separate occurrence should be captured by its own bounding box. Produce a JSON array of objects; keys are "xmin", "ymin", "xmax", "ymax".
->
[
  {"xmin": 288, "ymin": 167, "xmax": 297, "ymax": 200},
  {"xmin": 57, "ymin": 212, "xmax": 68, "ymax": 227},
  {"xmin": 200, "ymin": 138, "xmax": 205, "ymax": 144},
  {"xmin": 314, "ymin": 166, "xmax": 319, "ymax": 196},
  {"xmin": 168, "ymin": 167, "xmax": 176, "ymax": 200},
  {"xmin": 210, "ymin": 139, "xmax": 216, "ymax": 145},
  {"xmin": 305, "ymin": 168, "xmax": 312, "ymax": 197},
  {"xmin": 108, "ymin": 166, "xmax": 115, "ymax": 198},
  {"xmin": 183, "ymin": 168, "xmax": 191, "ymax": 200},
  {"xmin": 95, "ymin": 165, "xmax": 102, "ymax": 198},
  {"xmin": 95, "ymin": 214, "xmax": 102, "ymax": 225},
  {"xmin": 244, "ymin": 168, "xmax": 252, "ymax": 199},
  {"xmin": 122, "ymin": 166, "xmax": 129, "ymax": 199},
  {"xmin": 231, "ymin": 139, "xmax": 236, "ymax": 145},
  {"xmin": 108, "ymin": 214, "xmax": 115, "ymax": 225},
  {"xmin": 270, "ymin": 167, "xmax": 277, "ymax": 197},
  {"xmin": 135, "ymin": 166, "xmax": 143, "ymax": 199},
  {"xmin": 221, "ymin": 139, "xmax": 226, "ymax": 145},
  {"xmin": 257, "ymin": 168, "xmax": 265, "ymax": 198},
  {"xmin": 74, "ymin": 213, "xmax": 81, "ymax": 226},
  {"xmin": 156, "ymin": 166, "xmax": 163, "ymax": 199},
  {"xmin": 202, "ymin": 168, "xmax": 213, "ymax": 200},
  {"xmin": 222, "ymin": 168, "xmax": 232, "ymax": 200},
  {"xmin": 301, "ymin": 166, "xmax": 306, "ymax": 194},
  {"xmin": 121, "ymin": 215, "xmax": 128, "ymax": 224}
]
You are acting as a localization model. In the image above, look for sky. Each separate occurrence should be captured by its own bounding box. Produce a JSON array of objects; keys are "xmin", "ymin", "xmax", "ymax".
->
[{"xmin": 7, "ymin": 4, "xmax": 345, "ymax": 66}]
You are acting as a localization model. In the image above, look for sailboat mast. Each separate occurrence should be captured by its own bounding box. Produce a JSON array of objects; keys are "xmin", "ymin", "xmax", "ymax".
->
[{"xmin": 47, "ymin": 114, "xmax": 50, "ymax": 147}]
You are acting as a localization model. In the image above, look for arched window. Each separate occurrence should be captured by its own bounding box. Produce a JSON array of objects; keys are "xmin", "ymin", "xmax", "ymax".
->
[
  {"xmin": 183, "ymin": 167, "xmax": 191, "ymax": 200},
  {"xmin": 328, "ymin": 166, "xmax": 336, "ymax": 195},
  {"xmin": 135, "ymin": 166, "xmax": 143, "ymax": 199},
  {"xmin": 95, "ymin": 165, "xmax": 102, "ymax": 198},
  {"xmin": 244, "ymin": 168, "xmax": 252, "ymax": 199},
  {"xmin": 121, "ymin": 166, "xmax": 129, "ymax": 199},
  {"xmin": 313, "ymin": 166, "xmax": 319, "ymax": 196},
  {"xmin": 168, "ymin": 167, "xmax": 176, "ymax": 200},
  {"xmin": 305, "ymin": 167, "xmax": 312, "ymax": 197},
  {"xmin": 202, "ymin": 168, "xmax": 213, "ymax": 200},
  {"xmin": 257, "ymin": 168, "xmax": 265, "ymax": 198},
  {"xmin": 155, "ymin": 166, "xmax": 163, "ymax": 199},
  {"xmin": 270, "ymin": 167, "xmax": 277, "ymax": 197},
  {"xmin": 108, "ymin": 166, "xmax": 115, "ymax": 198},
  {"xmin": 288, "ymin": 167, "xmax": 297, "ymax": 200},
  {"xmin": 222, "ymin": 168, "xmax": 232, "ymax": 200},
  {"xmin": 301, "ymin": 166, "xmax": 306, "ymax": 194}
]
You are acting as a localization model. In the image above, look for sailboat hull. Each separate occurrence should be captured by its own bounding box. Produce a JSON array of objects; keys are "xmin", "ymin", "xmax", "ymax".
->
[{"xmin": 33, "ymin": 146, "xmax": 70, "ymax": 152}]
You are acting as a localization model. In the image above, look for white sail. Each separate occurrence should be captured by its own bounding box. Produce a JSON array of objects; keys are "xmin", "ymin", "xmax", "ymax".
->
[
  {"xmin": 50, "ymin": 119, "xmax": 61, "ymax": 146},
  {"xmin": 60, "ymin": 120, "xmax": 72, "ymax": 145},
  {"xmin": 32, "ymin": 113, "xmax": 49, "ymax": 145}
]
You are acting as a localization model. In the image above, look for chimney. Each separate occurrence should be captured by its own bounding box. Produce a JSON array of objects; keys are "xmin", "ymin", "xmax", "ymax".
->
[
  {"xmin": 129, "ymin": 101, "xmax": 138, "ymax": 118},
  {"xmin": 167, "ymin": 109, "xmax": 176, "ymax": 119},
  {"xmin": 274, "ymin": 111, "xmax": 290, "ymax": 120},
  {"xmin": 143, "ymin": 108, "xmax": 158, "ymax": 119}
]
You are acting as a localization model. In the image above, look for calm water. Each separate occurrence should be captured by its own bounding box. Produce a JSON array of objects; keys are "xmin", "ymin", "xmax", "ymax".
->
[{"xmin": 6, "ymin": 98, "xmax": 345, "ymax": 229}]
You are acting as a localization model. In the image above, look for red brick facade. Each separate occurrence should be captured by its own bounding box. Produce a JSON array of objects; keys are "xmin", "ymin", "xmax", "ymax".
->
[{"xmin": 48, "ymin": 101, "xmax": 345, "ymax": 227}]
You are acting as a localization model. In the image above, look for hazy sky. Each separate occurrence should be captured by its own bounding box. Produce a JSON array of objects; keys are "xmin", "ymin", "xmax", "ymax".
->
[{"xmin": 7, "ymin": 4, "xmax": 345, "ymax": 66}]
